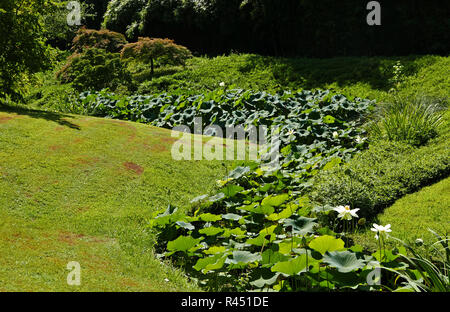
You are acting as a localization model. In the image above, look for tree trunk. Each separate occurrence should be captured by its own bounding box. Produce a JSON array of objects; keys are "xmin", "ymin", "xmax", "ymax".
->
[{"xmin": 150, "ymin": 57, "xmax": 154, "ymax": 80}]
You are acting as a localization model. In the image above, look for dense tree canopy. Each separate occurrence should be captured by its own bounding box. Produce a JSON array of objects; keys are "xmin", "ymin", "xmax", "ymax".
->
[
  {"xmin": 102, "ymin": 0, "xmax": 450, "ymax": 57},
  {"xmin": 1, "ymin": 0, "xmax": 448, "ymax": 99},
  {"xmin": 0, "ymin": 0, "xmax": 55, "ymax": 99}
]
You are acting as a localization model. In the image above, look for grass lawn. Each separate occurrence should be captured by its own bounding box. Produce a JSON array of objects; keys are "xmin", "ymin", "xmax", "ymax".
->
[
  {"xmin": 351, "ymin": 176, "xmax": 450, "ymax": 251},
  {"xmin": 0, "ymin": 106, "xmax": 243, "ymax": 291}
]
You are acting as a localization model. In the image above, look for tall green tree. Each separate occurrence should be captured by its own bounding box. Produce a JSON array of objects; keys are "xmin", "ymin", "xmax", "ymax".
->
[{"xmin": 0, "ymin": 0, "xmax": 56, "ymax": 99}]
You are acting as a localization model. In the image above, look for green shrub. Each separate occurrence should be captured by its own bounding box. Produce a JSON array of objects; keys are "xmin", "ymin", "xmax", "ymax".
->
[
  {"xmin": 369, "ymin": 95, "xmax": 445, "ymax": 146},
  {"xmin": 56, "ymin": 48, "xmax": 133, "ymax": 92},
  {"xmin": 26, "ymin": 83, "xmax": 77, "ymax": 111},
  {"xmin": 71, "ymin": 27, "xmax": 128, "ymax": 53},
  {"xmin": 137, "ymin": 77, "xmax": 186, "ymax": 93},
  {"xmin": 310, "ymin": 137, "xmax": 450, "ymax": 219}
]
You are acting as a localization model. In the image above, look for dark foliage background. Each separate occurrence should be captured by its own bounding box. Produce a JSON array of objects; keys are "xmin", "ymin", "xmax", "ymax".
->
[{"xmin": 101, "ymin": 0, "xmax": 449, "ymax": 57}]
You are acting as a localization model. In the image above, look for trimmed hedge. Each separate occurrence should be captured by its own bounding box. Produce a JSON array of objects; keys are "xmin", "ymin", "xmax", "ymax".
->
[{"xmin": 310, "ymin": 130, "xmax": 450, "ymax": 219}]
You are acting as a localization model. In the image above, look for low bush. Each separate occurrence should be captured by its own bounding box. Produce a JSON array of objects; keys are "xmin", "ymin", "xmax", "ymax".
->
[
  {"xmin": 25, "ymin": 83, "xmax": 77, "ymax": 111},
  {"xmin": 56, "ymin": 48, "xmax": 133, "ymax": 92},
  {"xmin": 310, "ymin": 138, "xmax": 450, "ymax": 219}
]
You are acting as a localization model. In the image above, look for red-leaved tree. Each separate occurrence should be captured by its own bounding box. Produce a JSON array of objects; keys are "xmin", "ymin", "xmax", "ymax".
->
[{"xmin": 120, "ymin": 37, "xmax": 192, "ymax": 78}]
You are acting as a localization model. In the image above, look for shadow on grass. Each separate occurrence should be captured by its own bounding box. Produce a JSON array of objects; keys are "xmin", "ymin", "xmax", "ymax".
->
[
  {"xmin": 240, "ymin": 54, "xmax": 437, "ymax": 91},
  {"xmin": 0, "ymin": 104, "xmax": 81, "ymax": 130}
]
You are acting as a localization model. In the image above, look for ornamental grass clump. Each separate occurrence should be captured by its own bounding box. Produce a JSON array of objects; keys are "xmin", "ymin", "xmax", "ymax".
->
[{"xmin": 369, "ymin": 95, "xmax": 445, "ymax": 146}]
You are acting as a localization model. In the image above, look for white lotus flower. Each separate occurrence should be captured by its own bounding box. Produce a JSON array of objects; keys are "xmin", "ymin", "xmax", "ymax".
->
[
  {"xmin": 332, "ymin": 131, "xmax": 339, "ymax": 139},
  {"xmin": 334, "ymin": 205, "xmax": 360, "ymax": 220},
  {"xmin": 219, "ymin": 82, "xmax": 226, "ymax": 87},
  {"xmin": 355, "ymin": 135, "xmax": 365, "ymax": 144},
  {"xmin": 371, "ymin": 223, "xmax": 392, "ymax": 240},
  {"xmin": 286, "ymin": 129, "xmax": 296, "ymax": 136}
]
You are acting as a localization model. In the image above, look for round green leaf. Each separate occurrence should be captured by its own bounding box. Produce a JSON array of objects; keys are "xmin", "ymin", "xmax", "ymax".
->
[
  {"xmin": 175, "ymin": 221, "xmax": 195, "ymax": 231},
  {"xmin": 198, "ymin": 213, "xmax": 222, "ymax": 222},
  {"xmin": 226, "ymin": 251, "xmax": 262, "ymax": 265},
  {"xmin": 309, "ymin": 235, "xmax": 345, "ymax": 255},
  {"xmin": 199, "ymin": 226, "xmax": 224, "ymax": 236},
  {"xmin": 261, "ymin": 193, "xmax": 289, "ymax": 207},
  {"xmin": 323, "ymin": 251, "xmax": 365, "ymax": 273},
  {"xmin": 193, "ymin": 254, "xmax": 227, "ymax": 273},
  {"xmin": 167, "ymin": 236, "xmax": 203, "ymax": 253},
  {"xmin": 271, "ymin": 254, "xmax": 313, "ymax": 276},
  {"xmin": 283, "ymin": 216, "xmax": 317, "ymax": 235}
]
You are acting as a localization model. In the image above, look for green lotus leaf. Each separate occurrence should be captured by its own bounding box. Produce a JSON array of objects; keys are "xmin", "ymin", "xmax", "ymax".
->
[
  {"xmin": 278, "ymin": 240, "xmax": 297, "ymax": 255},
  {"xmin": 238, "ymin": 202, "xmax": 259, "ymax": 212},
  {"xmin": 271, "ymin": 254, "xmax": 313, "ymax": 276},
  {"xmin": 250, "ymin": 271, "xmax": 280, "ymax": 288},
  {"xmin": 222, "ymin": 184, "xmax": 244, "ymax": 198},
  {"xmin": 323, "ymin": 251, "xmax": 366, "ymax": 273},
  {"xmin": 193, "ymin": 254, "xmax": 227, "ymax": 273},
  {"xmin": 175, "ymin": 221, "xmax": 195, "ymax": 231},
  {"xmin": 208, "ymin": 192, "xmax": 225, "ymax": 203},
  {"xmin": 349, "ymin": 245, "xmax": 364, "ymax": 253},
  {"xmin": 167, "ymin": 236, "xmax": 203, "ymax": 253},
  {"xmin": 261, "ymin": 249, "xmax": 289, "ymax": 266},
  {"xmin": 227, "ymin": 166, "xmax": 250, "ymax": 179},
  {"xmin": 309, "ymin": 235, "xmax": 345, "ymax": 255},
  {"xmin": 283, "ymin": 216, "xmax": 317, "ymax": 235},
  {"xmin": 150, "ymin": 204, "xmax": 179, "ymax": 228},
  {"xmin": 266, "ymin": 203, "xmax": 299, "ymax": 221},
  {"xmin": 226, "ymin": 250, "xmax": 262, "ymax": 265},
  {"xmin": 198, "ymin": 213, "xmax": 222, "ymax": 222},
  {"xmin": 253, "ymin": 204, "xmax": 275, "ymax": 215},
  {"xmin": 199, "ymin": 226, "xmax": 224, "ymax": 236},
  {"xmin": 222, "ymin": 228, "xmax": 246, "ymax": 238},
  {"xmin": 261, "ymin": 193, "xmax": 289, "ymax": 207},
  {"xmin": 203, "ymin": 246, "xmax": 227, "ymax": 255},
  {"xmin": 246, "ymin": 225, "xmax": 278, "ymax": 246},
  {"xmin": 222, "ymin": 213, "xmax": 242, "ymax": 221}
]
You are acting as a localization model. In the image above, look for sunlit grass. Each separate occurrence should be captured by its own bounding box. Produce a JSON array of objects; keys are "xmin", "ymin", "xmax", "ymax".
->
[
  {"xmin": 0, "ymin": 107, "xmax": 245, "ymax": 291},
  {"xmin": 351, "ymin": 177, "xmax": 450, "ymax": 252}
]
